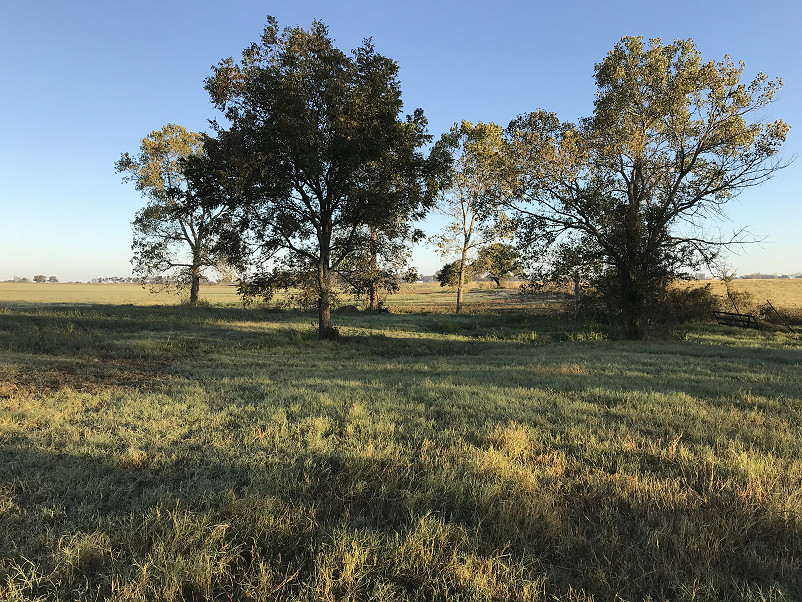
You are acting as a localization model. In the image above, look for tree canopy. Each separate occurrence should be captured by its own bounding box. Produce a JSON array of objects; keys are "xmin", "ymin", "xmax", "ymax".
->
[
  {"xmin": 116, "ymin": 124, "xmax": 229, "ymax": 305},
  {"xmin": 205, "ymin": 17, "xmax": 441, "ymax": 337},
  {"xmin": 474, "ymin": 243, "xmax": 523, "ymax": 288},
  {"xmin": 508, "ymin": 36, "xmax": 789, "ymax": 337},
  {"xmin": 435, "ymin": 260, "xmax": 473, "ymax": 288},
  {"xmin": 432, "ymin": 120, "xmax": 511, "ymax": 312}
]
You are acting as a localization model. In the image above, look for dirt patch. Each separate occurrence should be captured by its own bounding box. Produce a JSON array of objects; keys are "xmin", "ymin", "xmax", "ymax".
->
[
  {"xmin": 334, "ymin": 304, "xmax": 361, "ymax": 315},
  {"xmin": 0, "ymin": 358, "xmax": 167, "ymax": 398}
]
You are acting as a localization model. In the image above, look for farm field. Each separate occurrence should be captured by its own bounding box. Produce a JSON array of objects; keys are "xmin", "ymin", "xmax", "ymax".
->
[
  {"xmin": 0, "ymin": 282, "xmax": 558, "ymax": 315},
  {"xmin": 2, "ymin": 278, "xmax": 801, "ymax": 313},
  {"xmin": 694, "ymin": 279, "xmax": 802, "ymax": 311},
  {"xmin": 0, "ymin": 286, "xmax": 800, "ymax": 600},
  {"xmin": 0, "ymin": 283, "xmax": 242, "ymax": 307}
]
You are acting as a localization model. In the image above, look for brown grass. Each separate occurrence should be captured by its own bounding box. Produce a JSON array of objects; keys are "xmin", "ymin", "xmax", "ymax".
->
[
  {"xmin": 685, "ymin": 278, "xmax": 802, "ymax": 309},
  {"xmin": 0, "ymin": 282, "xmax": 242, "ymax": 305}
]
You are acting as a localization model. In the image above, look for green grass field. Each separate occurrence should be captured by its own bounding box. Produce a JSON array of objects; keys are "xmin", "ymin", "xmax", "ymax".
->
[{"xmin": 0, "ymin": 283, "xmax": 800, "ymax": 600}]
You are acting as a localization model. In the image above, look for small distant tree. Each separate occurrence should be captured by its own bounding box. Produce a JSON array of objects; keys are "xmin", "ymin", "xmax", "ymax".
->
[
  {"xmin": 340, "ymin": 226, "xmax": 428, "ymax": 310},
  {"xmin": 519, "ymin": 235, "xmax": 603, "ymax": 320},
  {"xmin": 432, "ymin": 120, "xmax": 511, "ymax": 312},
  {"xmin": 48, "ymin": 276, "xmax": 58, "ymax": 283},
  {"xmin": 33, "ymin": 275, "xmax": 46, "ymax": 283},
  {"xmin": 474, "ymin": 243, "xmax": 523, "ymax": 288},
  {"xmin": 436, "ymin": 260, "xmax": 474, "ymax": 288},
  {"xmin": 116, "ymin": 124, "xmax": 229, "ymax": 305},
  {"xmin": 216, "ymin": 264, "xmax": 236, "ymax": 285}
]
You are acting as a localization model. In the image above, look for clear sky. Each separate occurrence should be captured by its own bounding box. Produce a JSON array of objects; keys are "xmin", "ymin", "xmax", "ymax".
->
[{"xmin": 1, "ymin": 0, "xmax": 800, "ymax": 281}]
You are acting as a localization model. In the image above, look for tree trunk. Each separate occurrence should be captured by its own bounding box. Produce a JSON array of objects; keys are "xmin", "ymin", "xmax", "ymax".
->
[
  {"xmin": 318, "ymin": 290, "xmax": 334, "ymax": 339},
  {"xmin": 368, "ymin": 227, "xmax": 379, "ymax": 311},
  {"xmin": 368, "ymin": 277, "xmax": 379, "ymax": 311},
  {"xmin": 618, "ymin": 272, "xmax": 644, "ymax": 340},
  {"xmin": 317, "ymin": 260, "xmax": 336, "ymax": 340},
  {"xmin": 189, "ymin": 261, "xmax": 201, "ymax": 305},
  {"xmin": 456, "ymin": 248, "xmax": 468, "ymax": 314},
  {"xmin": 573, "ymin": 272, "xmax": 580, "ymax": 321}
]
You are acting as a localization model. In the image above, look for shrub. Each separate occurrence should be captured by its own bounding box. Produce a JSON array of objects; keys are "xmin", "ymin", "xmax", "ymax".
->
[{"xmin": 664, "ymin": 284, "xmax": 722, "ymax": 323}]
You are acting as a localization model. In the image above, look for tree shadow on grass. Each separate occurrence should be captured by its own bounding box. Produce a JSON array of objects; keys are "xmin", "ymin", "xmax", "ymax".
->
[
  {"xmin": 0, "ymin": 438, "xmax": 799, "ymax": 601},
  {"xmin": 1, "ymin": 304, "xmax": 801, "ymax": 598}
]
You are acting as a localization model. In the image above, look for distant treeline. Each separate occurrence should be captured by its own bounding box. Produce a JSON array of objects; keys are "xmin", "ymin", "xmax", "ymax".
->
[
  {"xmin": 738, "ymin": 273, "xmax": 802, "ymax": 279},
  {"xmin": 4, "ymin": 273, "xmax": 800, "ymax": 285}
]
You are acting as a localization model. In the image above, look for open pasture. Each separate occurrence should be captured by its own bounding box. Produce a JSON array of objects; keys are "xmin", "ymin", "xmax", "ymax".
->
[
  {"xmin": 696, "ymin": 279, "xmax": 802, "ymax": 313},
  {"xmin": 2, "ymin": 278, "xmax": 800, "ymax": 314},
  {"xmin": 0, "ymin": 287, "xmax": 800, "ymax": 600},
  {"xmin": 0, "ymin": 283, "xmax": 242, "ymax": 307},
  {"xmin": 0, "ymin": 282, "xmax": 562, "ymax": 317}
]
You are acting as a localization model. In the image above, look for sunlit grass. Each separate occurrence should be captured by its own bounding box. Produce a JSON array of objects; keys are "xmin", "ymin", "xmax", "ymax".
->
[
  {"xmin": 0, "ymin": 281, "xmax": 542, "ymax": 313},
  {"xmin": 3, "ymin": 278, "xmax": 800, "ymax": 321},
  {"xmin": 0, "ymin": 302, "xmax": 800, "ymax": 600},
  {"xmin": 689, "ymin": 278, "xmax": 802, "ymax": 310}
]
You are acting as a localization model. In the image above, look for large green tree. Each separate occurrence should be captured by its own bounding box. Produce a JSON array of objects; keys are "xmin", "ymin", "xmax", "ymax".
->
[
  {"xmin": 205, "ymin": 18, "xmax": 439, "ymax": 337},
  {"xmin": 432, "ymin": 121, "xmax": 511, "ymax": 313},
  {"xmin": 116, "ymin": 124, "xmax": 228, "ymax": 305},
  {"xmin": 345, "ymin": 108, "xmax": 441, "ymax": 311},
  {"xmin": 508, "ymin": 37, "xmax": 789, "ymax": 338}
]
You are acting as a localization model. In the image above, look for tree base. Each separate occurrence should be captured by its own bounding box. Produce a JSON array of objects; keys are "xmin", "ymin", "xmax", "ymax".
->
[{"xmin": 318, "ymin": 326, "xmax": 340, "ymax": 340}]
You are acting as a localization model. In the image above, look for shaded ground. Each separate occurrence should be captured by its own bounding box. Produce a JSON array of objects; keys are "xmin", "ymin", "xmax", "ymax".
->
[{"xmin": 0, "ymin": 304, "xmax": 799, "ymax": 600}]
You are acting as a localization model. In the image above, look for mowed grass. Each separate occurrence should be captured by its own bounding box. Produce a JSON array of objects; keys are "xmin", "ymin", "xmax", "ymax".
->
[{"xmin": 0, "ymin": 288, "xmax": 800, "ymax": 600}]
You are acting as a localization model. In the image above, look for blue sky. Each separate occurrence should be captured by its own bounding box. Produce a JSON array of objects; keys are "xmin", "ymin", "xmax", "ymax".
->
[{"xmin": 1, "ymin": 0, "xmax": 800, "ymax": 281}]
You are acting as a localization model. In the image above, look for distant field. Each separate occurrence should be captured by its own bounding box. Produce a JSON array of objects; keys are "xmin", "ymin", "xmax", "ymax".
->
[
  {"xmin": 2, "ymin": 279, "xmax": 800, "ymax": 313},
  {"xmin": 0, "ymin": 283, "xmax": 241, "ymax": 306},
  {"xmin": 0, "ymin": 291, "xmax": 800, "ymax": 599},
  {"xmin": 0, "ymin": 282, "xmax": 557, "ymax": 314},
  {"xmin": 690, "ymin": 278, "xmax": 802, "ymax": 309}
]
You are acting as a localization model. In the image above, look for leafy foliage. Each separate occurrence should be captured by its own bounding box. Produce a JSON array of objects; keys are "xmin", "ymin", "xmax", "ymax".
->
[
  {"xmin": 508, "ymin": 37, "xmax": 789, "ymax": 338},
  {"xmin": 474, "ymin": 242, "xmax": 523, "ymax": 287},
  {"xmin": 435, "ymin": 260, "xmax": 473, "ymax": 288},
  {"xmin": 116, "ymin": 124, "xmax": 230, "ymax": 304},
  {"xmin": 431, "ymin": 121, "xmax": 512, "ymax": 311},
  {"xmin": 205, "ymin": 18, "xmax": 440, "ymax": 337},
  {"xmin": 336, "ymin": 228, "xmax": 417, "ymax": 309}
]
